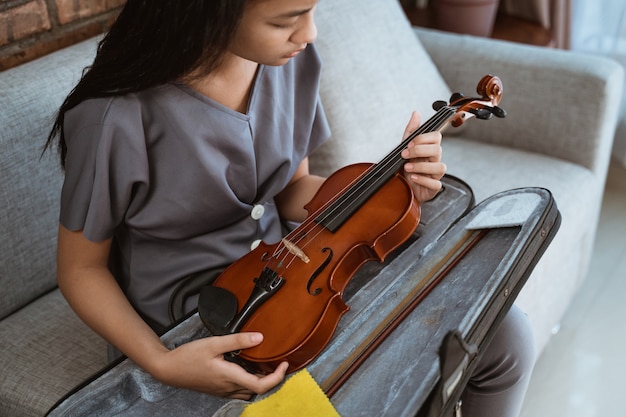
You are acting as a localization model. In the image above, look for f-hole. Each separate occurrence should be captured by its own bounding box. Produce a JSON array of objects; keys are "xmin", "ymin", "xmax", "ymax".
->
[{"xmin": 307, "ymin": 247, "xmax": 333, "ymax": 296}]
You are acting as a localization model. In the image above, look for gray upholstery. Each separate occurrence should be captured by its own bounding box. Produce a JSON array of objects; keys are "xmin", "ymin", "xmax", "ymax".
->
[
  {"xmin": 0, "ymin": 0, "xmax": 622, "ymax": 415},
  {"xmin": 0, "ymin": 291, "xmax": 107, "ymax": 416},
  {"xmin": 0, "ymin": 38, "xmax": 107, "ymax": 416},
  {"xmin": 0, "ymin": 38, "xmax": 98, "ymax": 319}
]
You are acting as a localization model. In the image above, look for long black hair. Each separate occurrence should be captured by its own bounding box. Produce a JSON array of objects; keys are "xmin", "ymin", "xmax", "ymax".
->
[{"xmin": 46, "ymin": 0, "xmax": 247, "ymax": 167}]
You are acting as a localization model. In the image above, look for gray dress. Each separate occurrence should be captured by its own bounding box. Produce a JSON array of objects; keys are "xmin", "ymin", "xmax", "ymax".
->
[{"xmin": 60, "ymin": 45, "xmax": 331, "ymax": 329}]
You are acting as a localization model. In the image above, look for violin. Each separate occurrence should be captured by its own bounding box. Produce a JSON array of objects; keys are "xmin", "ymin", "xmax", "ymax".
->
[{"xmin": 199, "ymin": 75, "xmax": 506, "ymax": 375}]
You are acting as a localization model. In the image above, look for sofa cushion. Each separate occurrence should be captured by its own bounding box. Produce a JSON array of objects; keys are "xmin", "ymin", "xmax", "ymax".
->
[
  {"xmin": 0, "ymin": 290, "xmax": 108, "ymax": 417},
  {"xmin": 0, "ymin": 38, "xmax": 99, "ymax": 319},
  {"xmin": 311, "ymin": 0, "xmax": 451, "ymax": 176}
]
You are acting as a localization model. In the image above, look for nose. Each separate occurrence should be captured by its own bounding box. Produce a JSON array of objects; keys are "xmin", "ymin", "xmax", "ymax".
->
[{"xmin": 291, "ymin": 11, "xmax": 317, "ymax": 45}]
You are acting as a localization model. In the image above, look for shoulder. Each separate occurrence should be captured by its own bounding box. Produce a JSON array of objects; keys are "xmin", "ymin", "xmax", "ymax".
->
[
  {"xmin": 65, "ymin": 85, "xmax": 179, "ymax": 126},
  {"xmin": 62, "ymin": 92, "xmax": 151, "ymax": 168},
  {"xmin": 293, "ymin": 43, "xmax": 322, "ymax": 74},
  {"xmin": 275, "ymin": 43, "xmax": 323, "ymax": 90},
  {"xmin": 64, "ymin": 94, "xmax": 139, "ymax": 140},
  {"xmin": 63, "ymin": 85, "xmax": 181, "ymax": 146},
  {"xmin": 300, "ymin": 42, "xmax": 322, "ymax": 64}
]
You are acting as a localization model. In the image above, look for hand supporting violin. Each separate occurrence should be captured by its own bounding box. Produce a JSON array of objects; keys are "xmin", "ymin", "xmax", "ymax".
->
[
  {"xmin": 401, "ymin": 111, "xmax": 447, "ymax": 203},
  {"xmin": 56, "ymin": 226, "xmax": 289, "ymax": 400},
  {"xmin": 150, "ymin": 332, "xmax": 289, "ymax": 400}
]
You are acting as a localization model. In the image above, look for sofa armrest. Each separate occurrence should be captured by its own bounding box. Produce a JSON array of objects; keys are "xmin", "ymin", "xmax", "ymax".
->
[{"xmin": 414, "ymin": 27, "xmax": 623, "ymax": 175}]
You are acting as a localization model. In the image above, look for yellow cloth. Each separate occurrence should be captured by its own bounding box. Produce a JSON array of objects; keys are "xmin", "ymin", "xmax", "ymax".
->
[{"xmin": 241, "ymin": 369, "xmax": 341, "ymax": 417}]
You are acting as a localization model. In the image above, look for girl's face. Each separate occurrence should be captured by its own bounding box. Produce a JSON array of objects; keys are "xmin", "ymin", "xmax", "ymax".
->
[{"xmin": 229, "ymin": 0, "xmax": 318, "ymax": 66}]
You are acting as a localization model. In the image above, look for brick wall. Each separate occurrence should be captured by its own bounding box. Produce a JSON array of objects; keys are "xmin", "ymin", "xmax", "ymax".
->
[{"xmin": 0, "ymin": 0, "xmax": 124, "ymax": 71}]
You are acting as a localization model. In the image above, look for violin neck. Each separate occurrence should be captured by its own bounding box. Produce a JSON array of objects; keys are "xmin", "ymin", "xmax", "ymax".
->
[
  {"xmin": 315, "ymin": 106, "xmax": 456, "ymax": 232},
  {"xmin": 381, "ymin": 106, "xmax": 456, "ymax": 174}
]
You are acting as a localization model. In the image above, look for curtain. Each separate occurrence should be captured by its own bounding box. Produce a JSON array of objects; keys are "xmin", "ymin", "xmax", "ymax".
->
[{"xmin": 500, "ymin": 0, "xmax": 571, "ymax": 48}]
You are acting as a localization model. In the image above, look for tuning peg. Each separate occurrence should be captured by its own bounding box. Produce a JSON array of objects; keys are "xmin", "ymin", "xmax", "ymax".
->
[
  {"xmin": 490, "ymin": 106, "xmax": 507, "ymax": 118},
  {"xmin": 449, "ymin": 92, "xmax": 465, "ymax": 103},
  {"xmin": 479, "ymin": 105, "xmax": 507, "ymax": 118},
  {"xmin": 432, "ymin": 100, "xmax": 448, "ymax": 111},
  {"xmin": 473, "ymin": 109, "xmax": 493, "ymax": 120}
]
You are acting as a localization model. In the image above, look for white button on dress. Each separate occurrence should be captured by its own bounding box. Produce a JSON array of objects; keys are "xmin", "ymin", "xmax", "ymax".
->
[
  {"xmin": 250, "ymin": 205, "xmax": 265, "ymax": 251},
  {"xmin": 251, "ymin": 204, "xmax": 265, "ymax": 220}
]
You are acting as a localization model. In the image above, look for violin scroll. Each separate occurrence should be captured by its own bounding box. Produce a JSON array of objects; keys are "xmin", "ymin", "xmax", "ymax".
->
[
  {"xmin": 477, "ymin": 74, "xmax": 503, "ymax": 105},
  {"xmin": 439, "ymin": 74, "xmax": 507, "ymax": 127}
]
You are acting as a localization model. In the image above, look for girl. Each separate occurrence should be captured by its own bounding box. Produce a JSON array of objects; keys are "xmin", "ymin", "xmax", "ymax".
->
[{"xmin": 46, "ymin": 0, "xmax": 535, "ymax": 415}]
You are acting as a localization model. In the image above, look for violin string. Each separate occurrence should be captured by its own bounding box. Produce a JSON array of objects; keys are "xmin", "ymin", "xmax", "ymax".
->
[
  {"xmin": 267, "ymin": 106, "xmax": 457, "ymax": 271},
  {"xmin": 302, "ymin": 105, "xmax": 451, "ymax": 237},
  {"xmin": 270, "ymin": 106, "xmax": 456, "ymax": 268},
  {"xmin": 367, "ymin": 107, "xmax": 455, "ymax": 184},
  {"xmin": 311, "ymin": 106, "xmax": 455, "ymax": 227}
]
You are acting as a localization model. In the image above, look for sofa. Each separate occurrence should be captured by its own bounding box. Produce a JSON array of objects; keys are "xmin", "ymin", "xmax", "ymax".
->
[{"xmin": 0, "ymin": 0, "xmax": 622, "ymax": 415}]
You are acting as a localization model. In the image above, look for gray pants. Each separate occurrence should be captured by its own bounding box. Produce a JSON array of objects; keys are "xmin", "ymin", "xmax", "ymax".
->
[{"xmin": 460, "ymin": 305, "xmax": 536, "ymax": 417}]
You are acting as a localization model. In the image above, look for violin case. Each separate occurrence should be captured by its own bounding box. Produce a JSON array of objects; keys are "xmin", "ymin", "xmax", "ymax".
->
[{"xmin": 47, "ymin": 175, "xmax": 560, "ymax": 417}]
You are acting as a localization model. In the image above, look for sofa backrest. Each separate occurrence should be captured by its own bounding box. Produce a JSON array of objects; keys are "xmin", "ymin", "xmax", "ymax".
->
[
  {"xmin": 0, "ymin": 38, "xmax": 99, "ymax": 319},
  {"xmin": 311, "ymin": 0, "xmax": 451, "ymax": 176}
]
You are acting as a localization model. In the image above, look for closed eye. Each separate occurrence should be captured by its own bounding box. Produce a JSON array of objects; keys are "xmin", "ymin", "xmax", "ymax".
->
[{"xmin": 270, "ymin": 18, "xmax": 299, "ymax": 29}]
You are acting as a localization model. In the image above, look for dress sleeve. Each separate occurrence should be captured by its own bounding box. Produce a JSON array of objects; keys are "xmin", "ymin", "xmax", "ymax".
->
[{"xmin": 60, "ymin": 97, "xmax": 149, "ymax": 242}]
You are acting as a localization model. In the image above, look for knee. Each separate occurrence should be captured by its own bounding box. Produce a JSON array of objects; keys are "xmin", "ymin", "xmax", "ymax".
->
[
  {"xmin": 470, "ymin": 305, "xmax": 536, "ymax": 390},
  {"xmin": 503, "ymin": 306, "xmax": 536, "ymax": 378}
]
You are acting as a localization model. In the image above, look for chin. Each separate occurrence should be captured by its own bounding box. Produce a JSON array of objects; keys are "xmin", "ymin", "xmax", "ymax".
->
[{"xmin": 264, "ymin": 57, "xmax": 293, "ymax": 67}]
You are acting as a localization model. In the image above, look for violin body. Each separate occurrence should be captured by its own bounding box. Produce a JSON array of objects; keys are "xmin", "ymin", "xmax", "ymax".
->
[
  {"xmin": 210, "ymin": 163, "xmax": 420, "ymax": 374},
  {"xmin": 202, "ymin": 75, "xmax": 506, "ymax": 375}
]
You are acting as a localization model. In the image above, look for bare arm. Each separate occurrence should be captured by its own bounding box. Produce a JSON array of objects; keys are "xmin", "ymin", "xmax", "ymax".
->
[
  {"xmin": 56, "ymin": 227, "xmax": 162, "ymax": 363},
  {"xmin": 274, "ymin": 157, "xmax": 326, "ymax": 222},
  {"xmin": 56, "ymin": 225, "xmax": 287, "ymax": 399}
]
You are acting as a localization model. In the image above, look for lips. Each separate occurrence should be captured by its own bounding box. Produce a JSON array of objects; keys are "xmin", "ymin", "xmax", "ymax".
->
[{"xmin": 284, "ymin": 47, "xmax": 306, "ymax": 59}]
